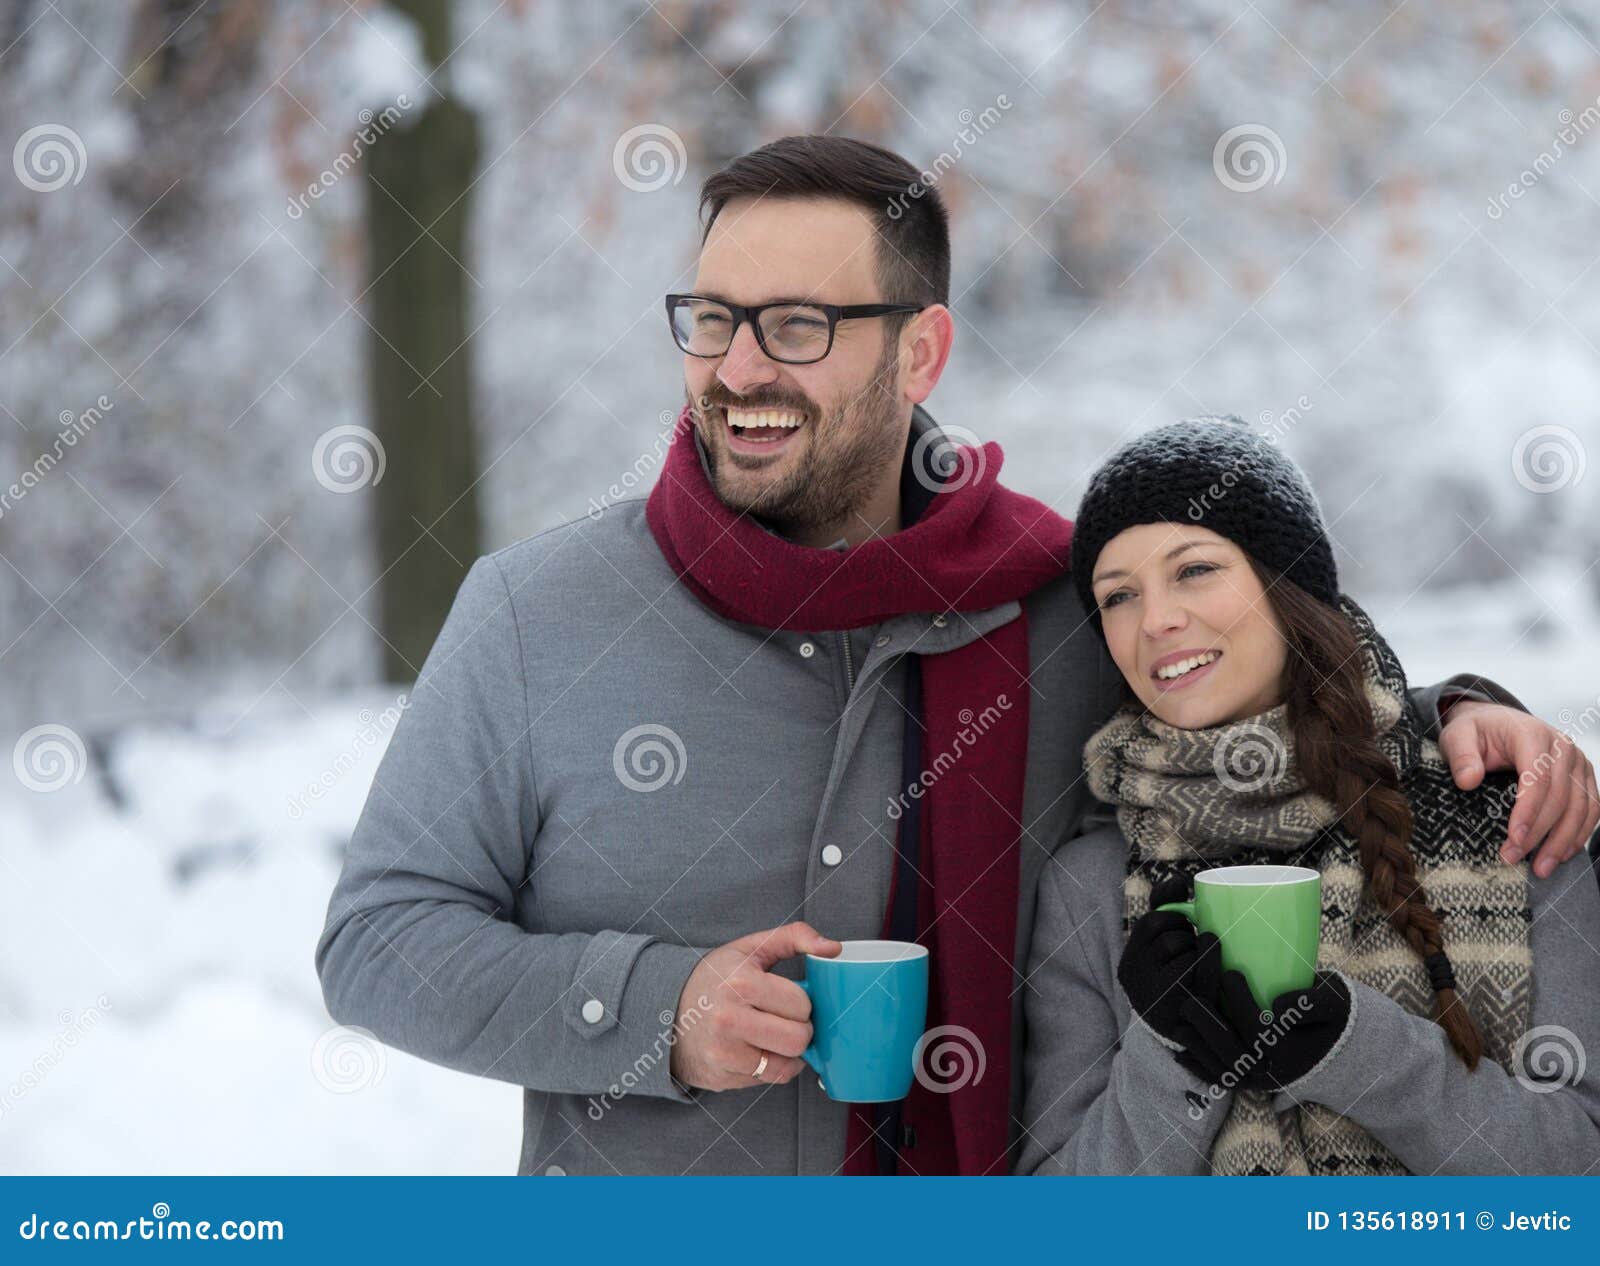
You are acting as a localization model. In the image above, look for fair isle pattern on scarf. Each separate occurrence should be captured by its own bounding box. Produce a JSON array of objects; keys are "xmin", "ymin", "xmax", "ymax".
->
[{"xmin": 1083, "ymin": 595, "xmax": 1534, "ymax": 1176}]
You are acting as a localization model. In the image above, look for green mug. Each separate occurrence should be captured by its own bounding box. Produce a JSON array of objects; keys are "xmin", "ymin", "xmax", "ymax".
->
[{"xmin": 1156, "ymin": 864, "xmax": 1322, "ymax": 1013}]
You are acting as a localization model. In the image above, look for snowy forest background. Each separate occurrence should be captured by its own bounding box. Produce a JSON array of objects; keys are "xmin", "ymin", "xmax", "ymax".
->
[{"xmin": 3, "ymin": 0, "xmax": 1598, "ymax": 1173}]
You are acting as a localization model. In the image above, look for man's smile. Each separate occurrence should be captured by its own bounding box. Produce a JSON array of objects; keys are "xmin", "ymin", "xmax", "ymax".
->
[{"xmin": 716, "ymin": 403, "xmax": 810, "ymax": 458}]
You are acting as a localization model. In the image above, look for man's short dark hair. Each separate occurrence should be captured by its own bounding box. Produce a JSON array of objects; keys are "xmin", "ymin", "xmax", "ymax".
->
[{"xmin": 698, "ymin": 135, "xmax": 950, "ymax": 314}]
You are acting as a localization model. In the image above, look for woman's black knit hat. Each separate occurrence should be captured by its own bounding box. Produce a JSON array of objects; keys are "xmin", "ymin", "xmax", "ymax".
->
[{"xmin": 1070, "ymin": 414, "xmax": 1340, "ymax": 633}]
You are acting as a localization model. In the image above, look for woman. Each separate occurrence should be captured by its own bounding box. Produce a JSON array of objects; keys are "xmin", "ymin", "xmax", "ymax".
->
[{"xmin": 1017, "ymin": 415, "xmax": 1600, "ymax": 1176}]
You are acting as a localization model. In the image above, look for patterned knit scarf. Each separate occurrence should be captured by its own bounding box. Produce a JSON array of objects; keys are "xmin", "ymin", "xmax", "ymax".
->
[{"xmin": 1083, "ymin": 595, "xmax": 1533, "ymax": 1176}]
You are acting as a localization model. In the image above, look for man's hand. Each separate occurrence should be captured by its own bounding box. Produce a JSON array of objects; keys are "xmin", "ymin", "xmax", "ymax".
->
[
  {"xmin": 669, "ymin": 922, "xmax": 842, "ymax": 1091},
  {"xmin": 1437, "ymin": 699, "xmax": 1600, "ymax": 878}
]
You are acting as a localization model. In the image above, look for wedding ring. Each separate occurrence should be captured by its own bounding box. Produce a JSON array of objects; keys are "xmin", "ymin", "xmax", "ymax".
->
[{"xmin": 752, "ymin": 1052, "xmax": 770, "ymax": 1080}]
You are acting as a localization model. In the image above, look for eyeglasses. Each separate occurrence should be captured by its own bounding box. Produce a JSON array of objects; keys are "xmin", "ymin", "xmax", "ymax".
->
[{"xmin": 664, "ymin": 293, "xmax": 926, "ymax": 365}]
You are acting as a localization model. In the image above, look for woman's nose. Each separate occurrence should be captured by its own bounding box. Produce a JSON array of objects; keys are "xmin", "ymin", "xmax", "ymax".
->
[{"xmin": 1141, "ymin": 591, "xmax": 1187, "ymax": 639}]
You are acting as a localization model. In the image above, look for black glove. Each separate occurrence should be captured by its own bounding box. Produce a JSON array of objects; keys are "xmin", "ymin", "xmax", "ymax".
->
[
  {"xmin": 1172, "ymin": 968, "xmax": 1353, "ymax": 1091},
  {"xmin": 1116, "ymin": 876, "xmax": 1220, "ymax": 1046}
]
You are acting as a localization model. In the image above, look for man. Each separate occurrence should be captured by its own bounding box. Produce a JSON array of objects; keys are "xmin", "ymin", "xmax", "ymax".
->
[{"xmin": 315, "ymin": 135, "xmax": 1600, "ymax": 1176}]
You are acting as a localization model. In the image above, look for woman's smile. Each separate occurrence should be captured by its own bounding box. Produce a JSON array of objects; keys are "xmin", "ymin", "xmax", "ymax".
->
[{"xmin": 1148, "ymin": 647, "xmax": 1224, "ymax": 692}]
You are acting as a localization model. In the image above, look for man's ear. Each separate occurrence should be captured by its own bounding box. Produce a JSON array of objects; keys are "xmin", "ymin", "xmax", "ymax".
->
[{"xmin": 903, "ymin": 304, "xmax": 954, "ymax": 406}]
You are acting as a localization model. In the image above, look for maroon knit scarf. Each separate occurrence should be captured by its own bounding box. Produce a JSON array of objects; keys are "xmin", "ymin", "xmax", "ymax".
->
[{"xmin": 645, "ymin": 405, "xmax": 1072, "ymax": 1174}]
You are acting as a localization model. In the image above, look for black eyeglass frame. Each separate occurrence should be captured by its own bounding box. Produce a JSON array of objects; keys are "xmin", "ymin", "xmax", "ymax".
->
[{"xmin": 664, "ymin": 293, "xmax": 926, "ymax": 365}]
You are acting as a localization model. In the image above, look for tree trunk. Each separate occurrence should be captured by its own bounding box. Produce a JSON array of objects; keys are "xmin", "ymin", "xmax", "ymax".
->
[{"xmin": 362, "ymin": 7, "xmax": 482, "ymax": 683}]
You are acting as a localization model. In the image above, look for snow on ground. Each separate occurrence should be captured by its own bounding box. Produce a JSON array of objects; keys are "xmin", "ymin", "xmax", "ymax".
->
[
  {"xmin": 1, "ymin": 689, "xmax": 519, "ymax": 1175},
  {"xmin": 2, "ymin": 580, "xmax": 1596, "ymax": 1174}
]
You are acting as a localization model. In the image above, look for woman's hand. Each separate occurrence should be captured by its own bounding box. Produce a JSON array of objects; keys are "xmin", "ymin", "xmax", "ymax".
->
[
  {"xmin": 1172, "ymin": 969, "xmax": 1353, "ymax": 1091},
  {"xmin": 1116, "ymin": 876, "xmax": 1220, "ymax": 1046}
]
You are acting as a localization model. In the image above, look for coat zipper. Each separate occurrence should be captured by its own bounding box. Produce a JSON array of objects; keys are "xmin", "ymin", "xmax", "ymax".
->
[{"xmin": 838, "ymin": 630, "xmax": 856, "ymax": 693}]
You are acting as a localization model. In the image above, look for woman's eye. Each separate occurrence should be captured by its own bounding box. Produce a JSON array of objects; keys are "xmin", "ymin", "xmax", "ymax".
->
[{"xmin": 1099, "ymin": 563, "xmax": 1213, "ymax": 610}]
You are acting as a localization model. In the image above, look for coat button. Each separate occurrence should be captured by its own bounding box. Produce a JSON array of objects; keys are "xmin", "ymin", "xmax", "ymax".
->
[
  {"xmin": 799, "ymin": 641, "xmax": 816, "ymax": 658},
  {"xmin": 545, "ymin": 1165, "xmax": 566, "ymax": 1176},
  {"xmin": 932, "ymin": 613, "xmax": 948, "ymax": 627},
  {"xmin": 874, "ymin": 634, "xmax": 891, "ymax": 648},
  {"xmin": 581, "ymin": 999, "xmax": 604, "ymax": 1024},
  {"xmin": 821, "ymin": 844, "xmax": 843, "ymax": 867}
]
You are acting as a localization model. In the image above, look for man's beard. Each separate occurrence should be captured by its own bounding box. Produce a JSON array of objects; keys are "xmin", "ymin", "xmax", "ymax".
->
[{"xmin": 690, "ymin": 336, "xmax": 906, "ymax": 539}]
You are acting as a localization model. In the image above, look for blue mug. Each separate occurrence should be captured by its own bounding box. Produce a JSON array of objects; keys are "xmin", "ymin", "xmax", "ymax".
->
[{"xmin": 796, "ymin": 939, "xmax": 929, "ymax": 1103}]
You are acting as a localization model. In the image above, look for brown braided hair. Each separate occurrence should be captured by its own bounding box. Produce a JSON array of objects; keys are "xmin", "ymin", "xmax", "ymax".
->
[{"xmin": 1251, "ymin": 563, "xmax": 1484, "ymax": 1069}]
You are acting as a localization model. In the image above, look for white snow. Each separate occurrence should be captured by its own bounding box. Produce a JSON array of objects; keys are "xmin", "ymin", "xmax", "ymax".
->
[{"xmin": 0, "ymin": 691, "xmax": 520, "ymax": 1175}]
